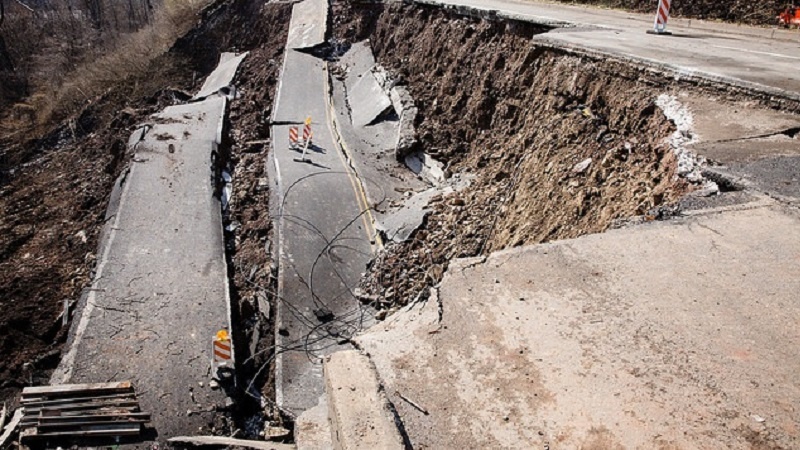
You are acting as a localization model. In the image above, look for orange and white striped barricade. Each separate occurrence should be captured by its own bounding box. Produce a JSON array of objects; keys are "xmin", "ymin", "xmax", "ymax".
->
[
  {"xmin": 289, "ymin": 126, "xmax": 299, "ymax": 150},
  {"xmin": 212, "ymin": 329, "xmax": 233, "ymax": 378},
  {"xmin": 302, "ymin": 116, "xmax": 313, "ymax": 147},
  {"xmin": 649, "ymin": 0, "xmax": 672, "ymax": 35}
]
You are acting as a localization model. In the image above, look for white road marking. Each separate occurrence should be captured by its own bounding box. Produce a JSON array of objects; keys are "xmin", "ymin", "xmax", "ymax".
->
[{"xmin": 711, "ymin": 45, "xmax": 800, "ymax": 61}]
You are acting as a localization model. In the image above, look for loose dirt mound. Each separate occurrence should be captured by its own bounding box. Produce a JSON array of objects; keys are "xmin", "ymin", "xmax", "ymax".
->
[
  {"xmin": 551, "ymin": 0, "xmax": 787, "ymax": 26},
  {"xmin": 224, "ymin": 2, "xmax": 291, "ymax": 423},
  {"xmin": 335, "ymin": 3, "xmax": 692, "ymax": 307}
]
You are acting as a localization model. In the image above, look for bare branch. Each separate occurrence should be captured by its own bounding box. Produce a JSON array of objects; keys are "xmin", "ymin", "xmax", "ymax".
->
[{"xmin": 12, "ymin": 0, "xmax": 33, "ymax": 13}]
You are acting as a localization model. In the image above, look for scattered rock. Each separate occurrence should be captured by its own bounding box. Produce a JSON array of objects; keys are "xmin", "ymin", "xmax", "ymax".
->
[{"xmin": 572, "ymin": 158, "xmax": 592, "ymax": 174}]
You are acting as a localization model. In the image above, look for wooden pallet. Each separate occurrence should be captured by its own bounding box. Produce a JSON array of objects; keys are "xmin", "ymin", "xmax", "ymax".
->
[{"xmin": 19, "ymin": 382, "xmax": 149, "ymax": 443}]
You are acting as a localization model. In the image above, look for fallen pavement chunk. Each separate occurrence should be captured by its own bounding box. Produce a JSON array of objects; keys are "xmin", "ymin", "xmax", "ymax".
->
[
  {"xmin": 194, "ymin": 52, "xmax": 249, "ymax": 100},
  {"xmin": 325, "ymin": 351, "xmax": 404, "ymax": 450},
  {"xmin": 572, "ymin": 158, "xmax": 592, "ymax": 174}
]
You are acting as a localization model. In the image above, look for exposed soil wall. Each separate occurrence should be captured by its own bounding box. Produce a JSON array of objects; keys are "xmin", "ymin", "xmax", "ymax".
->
[
  {"xmin": 224, "ymin": 4, "xmax": 291, "ymax": 426},
  {"xmin": 334, "ymin": 2, "xmax": 692, "ymax": 305},
  {"xmin": 551, "ymin": 0, "xmax": 786, "ymax": 26}
]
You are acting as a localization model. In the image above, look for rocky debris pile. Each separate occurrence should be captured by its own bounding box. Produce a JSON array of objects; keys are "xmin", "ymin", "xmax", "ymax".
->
[{"xmin": 361, "ymin": 189, "xmax": 494, "ymax": 308}]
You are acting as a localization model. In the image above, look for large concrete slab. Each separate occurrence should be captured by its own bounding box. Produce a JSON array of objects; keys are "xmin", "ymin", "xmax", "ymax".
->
[
  {"xmin": 54, "ymin": 96, "xmax": 233, "ymax": 439},
  {"xmin": 340, "ymin": 42, "xmax": 394, "ymax": 128},
  {"xmin": 419, "ymin": 0, "xmax": 800, "ymax": 96},
  {"xmin": 286, "ymin": 0, "xmax": 328, "ymax": 50},
  {"xmin": 324, "ymin": 351, "xmax": 404, "ymax": 450},
  {"xmin": 194, "ymin": 52, "xmax": 249, "ymax": 100},
  {"xmin": 357, "ymin": 205, "xmax": 800, "ymax": 449},
  {"xmin": 271, "ymin": 46, "xmax": 376, "ymax": 414}
]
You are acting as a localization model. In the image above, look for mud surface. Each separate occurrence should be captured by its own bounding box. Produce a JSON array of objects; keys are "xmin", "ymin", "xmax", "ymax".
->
[{"xmin": 334, "ymin": 3, "xmax": 694, "ymax": 306}]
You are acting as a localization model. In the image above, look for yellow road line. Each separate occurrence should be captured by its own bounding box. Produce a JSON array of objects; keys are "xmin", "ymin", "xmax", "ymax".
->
[{"xmin": 322, "ymin": 62, "xmax": 384, "ymax": 252}]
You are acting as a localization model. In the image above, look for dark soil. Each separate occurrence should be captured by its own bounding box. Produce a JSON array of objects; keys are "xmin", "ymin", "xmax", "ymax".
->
[{"xmin": 223, "ymin": 1, "xmax": 291, "ymax": 428}]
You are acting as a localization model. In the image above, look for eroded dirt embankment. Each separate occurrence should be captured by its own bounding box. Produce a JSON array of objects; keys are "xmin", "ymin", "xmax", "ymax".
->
[
  {"xmin": 225, "ymin": 6, "xmax": 291, "ymax": 423},
  {"xmin": 334, "ymin": 3, "xmax": 693, "ymax": 306}
]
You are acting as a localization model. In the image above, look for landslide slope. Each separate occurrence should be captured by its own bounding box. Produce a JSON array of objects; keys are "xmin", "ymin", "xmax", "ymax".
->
[{"xmin": 333, "ymin": 3, "xmax": 774, "ymax": 306}]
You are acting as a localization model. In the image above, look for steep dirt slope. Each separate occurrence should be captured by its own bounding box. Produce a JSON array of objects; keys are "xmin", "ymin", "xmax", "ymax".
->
[
  {"xmin": 336, "ymin": 2, "xmax": 800, "ymax": 310},
  {"xmin": 333, "ymin": 3, "xmax": 693, "ymax": 306}
]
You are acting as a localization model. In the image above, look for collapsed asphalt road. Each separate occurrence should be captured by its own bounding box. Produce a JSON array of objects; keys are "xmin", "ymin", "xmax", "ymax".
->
[
  {"xmin": 51, "ymin": 56, "xmax": 248, "ymax": 440},
  {"xmin": 270, "ymin": 0, "xmax": 379, "ymax": 417}
]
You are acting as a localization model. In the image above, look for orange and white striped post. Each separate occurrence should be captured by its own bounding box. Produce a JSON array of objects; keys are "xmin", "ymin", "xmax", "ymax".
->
[
  {"xmin": 302, "ymin": 116, "xmax": 313, "ymax": 146},
  {"xmin": 649, "ymin": 0, "xmax": 672, "ymax": 35},
  {"xmin": 212, "ymin": 329, "xmax": 233, "ymax": 376},
  {"xmin": 289, "ymin": 126, "xmax": 299, "ymax": 150}
]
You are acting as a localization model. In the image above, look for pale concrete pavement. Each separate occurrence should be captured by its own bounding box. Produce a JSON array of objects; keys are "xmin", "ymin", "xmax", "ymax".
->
[
  {"xmin": 53, "ymin": 96, "xmax": 234, "ymax": 441},
  {"xmin": 421, "ymin": 0, "xmax": 800, "ymax": 95},
  {"xmin": 357, "ymin": 204, "xmax": 800, "ymax": 449}
]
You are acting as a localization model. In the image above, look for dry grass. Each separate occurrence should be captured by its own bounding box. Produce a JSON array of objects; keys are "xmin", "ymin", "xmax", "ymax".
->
[{"xmin": 1, "ymin": 0, "xmax": 213, "ymax": 139}]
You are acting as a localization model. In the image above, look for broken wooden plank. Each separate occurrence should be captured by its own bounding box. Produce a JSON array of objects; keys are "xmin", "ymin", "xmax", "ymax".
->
[
  {"xmin": 20, "ymin": 423, "xmax": 141, "ymax": 440},
  {"xmin": 36, "ymin": 419, "xmax": 149, "ymax": 431},
  {"xmin": 23, "ymin": 400, "xmax": 139, "ymax": 414},
  {"xmin": 21, "ymin": 392, "xmax": 135, "ymax": 406},
  {"xmin": 35, "ymin": 412, "xmax": 150, "ymax": 423},
  {"xmin": 22, "ymin": 381, "xmax": 132, "ymax": 398},
  {"xmin": 168, "ymin": 436, "xmax": 297, "ymax": 450},
  {"xmin": 0, "ymin": 409, "xmax": 23, "ymax": 448}
]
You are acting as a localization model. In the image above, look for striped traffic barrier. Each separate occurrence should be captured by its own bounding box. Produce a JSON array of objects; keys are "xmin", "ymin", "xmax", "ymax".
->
[
  {"xmin": 302, "ymin": 116, "xmax": 313, "ymax": 146},
  {"xmin": 212, "ymin": 329, "xmax": 233, "ymax": 374},
  {"xmin": 289, "ymin": 126, "xmax": 299, "ymax": 149},
  {"xmin": 649, "ymin": 0, "xmax": 672, "ymax": 35}
]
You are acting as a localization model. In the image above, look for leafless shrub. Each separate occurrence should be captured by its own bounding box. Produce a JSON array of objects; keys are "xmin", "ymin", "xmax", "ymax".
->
[{"xmin": 0, "ymin": 0, "xmax": 210, "ymax": 135}]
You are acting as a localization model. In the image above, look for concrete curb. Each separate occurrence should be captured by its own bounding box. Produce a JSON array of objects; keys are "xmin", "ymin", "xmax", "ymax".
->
[{"xmin": 324, "ymin": 351, "xmax": 405, "ymax": 450}]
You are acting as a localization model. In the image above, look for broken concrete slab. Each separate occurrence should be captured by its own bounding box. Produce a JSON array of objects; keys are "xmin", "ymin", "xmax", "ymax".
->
[
  {"xmin": 389, "ymin": 86, "xmax": 418, "ymax": 158},
  {"xmin": 376, "ymin": 174, "xmax": 472, "ymax": 244},
  {"xmin": 357, "ymin": 204, "xmax": 800, "ymax": 449},
  {"xmin": 295, "ymin": 396, "xmax": 333, "ymax": 450},
  {"xmin": 286, "ymin": 0, "xmax": 328, "ymax": 50},
  {"xmin": 194, "ymin": 52, "xmax": 249, "ymax": 100},
  {"xmin": 342, "ymin": 42, "xmax": 394, "ymax": 128},
  {"xmin": 53, "ymin": 97, "xmax": 233, "ymax": 439},
  {"xmin": 404, "ymin": 151, "xmax": 445, "ymax": 185},
  {"xmin": 377, "ymin": 187, "xmax": 442, "ymax": 244},
  {"xmin": 324, "ymin": 351, "xmax": 404, "ymax": 450}
]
